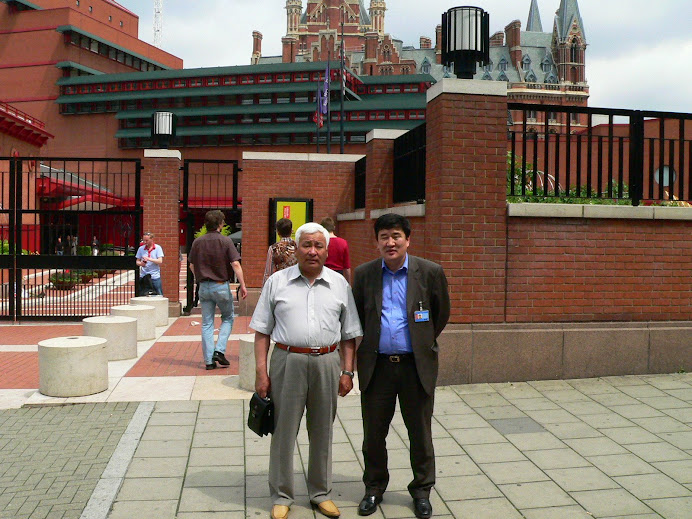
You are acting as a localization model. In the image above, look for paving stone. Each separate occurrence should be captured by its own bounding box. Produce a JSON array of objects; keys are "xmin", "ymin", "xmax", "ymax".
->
[
  {"xmin": 147, "ymin": 412, "xmax": 198, "ymax": 426},
  {"xmin": 192, "ymin": 431, "xmax": 244, "ymax": 448},
  {"xmin": 652, "ymin": 459, "xmax": 692, "ymax": 484},
  {"xmin": 571, "ymin": 488, "xmax": 657, "ymax": 517},
  {"xmin": 499, "ymin": 480, "xmax": 575, "ymax": 508},
  {"xmin": 154, "ymin": 400, "xmax": 200, "ymax": 413},
  {"xmin": 184, "ymin": 466, "xmax": 244, "ymax": 488},
  {"xmin": 524, "ymin": 449, "xmax": 591, "ymax": 470},
  {"xmin": 479, "ymin": 460, "xmax": 549, "ymax": 485},
  {"xmin": 644, "ymin": 496, "xmax": 692, "ymax": 519},
  {"xmin": 116, "ymin": 477, "xmax": 183, "ymax": 500},
  {"xmin": 188, "ymin": 447, "xmax": 245, "ymax": 467},
  {"xmin": 134, "ymin": 439, "xmax": 192, "ymax": 458},
  {"xmin": 626, "ymin": 442, "xmax": 692, "ymax": 462},
  {"xmin": 504, "ymin": 431, "xmax": 565, "ymax": 451},
  {"xmin": 564, "ymin": 437, "xmax": 629, "ymax": 457},
  {"xmin": 435, "ymin": 455, "xmax": 482, "ymax": 477},
  {"xmin": 446, "ymin": 497, "xmax": 523, "ymax": 518},
  {"xmin": 520, "ymin": 505, "xmax": 595, "ymax": 518},
  {"xmin": 586, "ymin": 453, "xmax": 659, "ymax": 477},
  {"xmin": 659, "ymin": 431, "xmax": 692, "ymax": 450},
  {"xmin": 464, "ymin": 442, "xmax": 527, "ymax": 464},
  {"xmin": 632, "ymin": 416, "xmax": 691, "ymax": 433},
  {"xmin": 600, "ymin": 426, "xmax": 663, "ymax": 445},
  {"xmin": 194, "ymin": 418, "xmax": 243, "ymax": 432},
  {"xmin": 545, "ymin": 466, "xmax": 619, "ymax": 491},
  {"xmin": 614, "ymin": 473, "xmax": 692, "ymax": 499},
  {"xmin": 542, "ymin": 421, "xmax": 601, "ymax": 439},
  {"xmin": 448, "ymin": 427, "xmax": 506, "ymax": 445},
  {"xmin": 125, "ymin": 456, "xmax": 188, "ymax": 478},
  {"xmin": 177, "ymin": 513, "xmax": 245, "ymax": 519},
  {"xmin": 179, "ymin": 486, "xmax": 245, "ymax": 513},
  {"xmin": 108, "ymin": 499, "xmax": 178, "ymax": 519}
]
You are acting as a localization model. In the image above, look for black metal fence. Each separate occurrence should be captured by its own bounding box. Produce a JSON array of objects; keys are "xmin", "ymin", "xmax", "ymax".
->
[
  {"xmin": 180, "ymin": 159, "xmax": 241, "ymax": 314},
  {"xmin": 508, "ymin": 103, "xmax": 692, "ymax": 206},
  {"xmin": 0, "ymin": 157, "xmax": 141, "ymax": 320},
  {"xmin": 393, "ymin": 123, "xmax": 426, "ymax": 203},
  {"xmin": 354, "ymin": 157, "xmax": 366, "ymax": 209}
]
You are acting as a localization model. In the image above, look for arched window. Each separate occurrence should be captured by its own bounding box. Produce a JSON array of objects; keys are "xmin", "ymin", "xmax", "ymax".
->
[
  {"xmin": 382, "ymin": 45, "xmax": 391, "ymax": 62},
  {"xmin": 570, "ymin": 66, "xmax": 578, "ymax": 83},
  {"xmin": 541, "ymin": 55, "xmax": 552, "ymax": 73},
  {"xmin": 498, "ymin": 57, "xmax": 508, "ymax": 72},
  {"xmin": 420, "ymin": 58, "xmax": 431, "ymax": 74},
  {"xmin": 483, "ymin": 59, "xmax": 494, "ymax": 72},
  {"xmin": 570, "ymin": 40, "xmax": 579, "ymax": 62},
  {"xmin": 401, "ymin": 66, "xmax": 410, "ymax": 75}
]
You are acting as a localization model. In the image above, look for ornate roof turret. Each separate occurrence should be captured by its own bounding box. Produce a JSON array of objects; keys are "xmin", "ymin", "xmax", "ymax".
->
[
  {"xmin": 555, "ymin": 0, "xmax": 586, "ymax": 43},
  {"xmin": 526, "ymin": 0, "xmax": 543, "ymax": 32}
]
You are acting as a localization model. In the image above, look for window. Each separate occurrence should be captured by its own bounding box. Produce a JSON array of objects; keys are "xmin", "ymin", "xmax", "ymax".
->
[
  {"xmin": 257, "ymin": 75, "xmax": 272, "ymax": 84},
  {"xmin": 370, "ymin": 86, "xmax": 383, "ymax": 94},
  {"xmin": 276, "ymin": 74, "xmax": 290, "ymax": 83},
  {"xmin": 120, "ymin": 21, "xmax": 123, "ymax": 27},
  {"xmin": 390, "ymin": 111, "xmax": 405, "ymax": 120},
  {"xmin": 498, "ymin": 58, "xmax": 508, "ymax": 72},
  {"xmin": 545, "ymin": 73, "xmax": 558, "ymax": 84},
  {"xmin": 410, "ymin": 110, "xmax": 425, "ymax": 120},
  {"xmin": 541, "ymin": 56, "xmax": 552, "ymax": 73},
  {"xmin": 294, "ymin": 72, "xmax": 309, "ymax": 82},
  {"xmin": 189, "ymin": 79, "xmax": 202, "ymax": 87},
  {"xmin": 420, "ymin": 58, "xmax": 431, "ymax": 74},
  {"xmin": 521, "ymin": 55, "xmax": 531, "ymax": 72},
  {"xmin": 351, "ymin": 112, "xmax": 366, "ymax": 121},
  {"xmin": 498, "ymin": 71, "xmax": 509, "ymax": 82},
  {"xmin": 173, "ymin": 80, "xmax": 186, "ymax": 88},
  {"xmin": 240, "ymin": 75, "xmax": 254, "ymax": 85},
  {"xmin": 571, "ymin": 41, "xmax": 579, "ymax": 62},
  {"xmin": 525, "ymin": 70, "xmax": 537, "ymax": 82},
  {"xmin": 483, "ymin": 59, "xmax": 494, "ymax": 72},
  {"xmin": 206, "ymin": 78, "xmax": 219, "ymax": 86},
  {"xmin": 89, "ymin": 6, "xmax": 92, "ymax": 12},
  {"xmin": 526, "ymin": 110, "xmax": 537, "ymax": 121},
  {"xmin": 548, "ymin": 111, "xmax": 557, "ymax": 122},
  {"xmin": 385, "ymin": 85, "xmax": 400, "ymax": 93},
  {"xmin": 370, "ymin": 112, "xmax": 385, "ymax": 120},
  {"xmin": 482, "ymin": 71, "xmax": 492, "ymax": 81}
]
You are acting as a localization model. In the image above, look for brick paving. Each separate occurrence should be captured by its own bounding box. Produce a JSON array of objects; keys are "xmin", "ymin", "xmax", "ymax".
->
[
  {"xmin": 0, "ymin": 402, "xmax": 138, "ymax": 519},
  {"xmin": 0, "ymin": 325, "xmax": 82, "ymax": 345},
  {"xmin": 0, "ymin": 353, "xmax": 38, "ymax": 389},
  {"xmin": 162, "ymin": 315, "xmax": 252, "ymax": 336},
  {"xmin": 124, "ymin": 340, "xmax": 239, "ymax": 377}
]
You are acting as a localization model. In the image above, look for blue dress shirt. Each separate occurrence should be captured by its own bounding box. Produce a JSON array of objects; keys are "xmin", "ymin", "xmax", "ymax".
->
[{"xmin": 378, "ymin": 254, "xmax": 412, "ymax": 354}]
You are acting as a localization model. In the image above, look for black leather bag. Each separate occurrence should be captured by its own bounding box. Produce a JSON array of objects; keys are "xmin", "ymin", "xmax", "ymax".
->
[{"xmin": 247, "ymin": 393, "xmax": 274, "ymax": 436}]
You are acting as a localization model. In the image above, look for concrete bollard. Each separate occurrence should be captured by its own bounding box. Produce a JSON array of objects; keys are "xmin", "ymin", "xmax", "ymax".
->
[
  {"xmin": 38, "ymin": 336, "xmax": 108, "ymax": 397},
  {"xmin": 82, "ymin": 315, "xmax": 138, "ymax": 361},
  {"xmin": 239, "ymin": 337, "xmax": 273, "ymax": 392},
  {"xmin": 130, "ymin": 295, "xmax": 169, "ymax": 327},
  {"xmin": 111, "ymin": 304, "xmax": 156, "ymax": 341}
]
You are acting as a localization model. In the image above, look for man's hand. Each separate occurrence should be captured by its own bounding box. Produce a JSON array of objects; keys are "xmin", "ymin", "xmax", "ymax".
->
[
  {"xmin": 338, "ymin": 374, "xmax": 353, "ymax": 397},
  {"xmin": 238, "ymin": 285, "xmax": 248, "ymax": 300},
  {"xmin": 255, "ymin": 372, "xmax": 271, "ymax": 399}
]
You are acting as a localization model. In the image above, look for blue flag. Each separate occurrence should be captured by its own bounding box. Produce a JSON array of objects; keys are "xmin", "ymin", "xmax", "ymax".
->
[{"xmin": 320, "ymin": 63, "xmax": 330, "ymax": 115}]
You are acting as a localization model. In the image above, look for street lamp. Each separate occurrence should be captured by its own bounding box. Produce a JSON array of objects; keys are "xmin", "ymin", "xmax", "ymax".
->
[
  {"xmin": 151, "ymin": 111, "xmax": 177, "ymax": 148},
  {"xmin": 441, "ymin": 6, "xmax": 490, "ymax": 79}
]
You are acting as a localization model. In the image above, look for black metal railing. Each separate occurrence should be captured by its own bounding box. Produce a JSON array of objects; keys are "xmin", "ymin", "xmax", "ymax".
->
[
  {"xmin": 354, "ymin": 156, "xmax": 366, "ymax": 209},
  {"xmin": 393, "ymin": 123, "xmax": 426, "ymax": 204},
  {"xmin": 180, "ymin": 159, "xmax": 241, "ymax": 314},
  {"xmin": 0, "ymin": 157, "xmax": 141, "ymax": 320},
  {"xmin": 508, "ymin": 103, "xmax": 692, "ymax": 206}
]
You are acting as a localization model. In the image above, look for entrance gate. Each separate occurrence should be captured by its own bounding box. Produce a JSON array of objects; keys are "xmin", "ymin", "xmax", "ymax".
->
[
  {"xmin": 0, "ymin": 157, "xmax": 142, "ymax": 321},
  {"xmin": 180, "ymin": 159, "xmax": 241, "ymax": 314}
]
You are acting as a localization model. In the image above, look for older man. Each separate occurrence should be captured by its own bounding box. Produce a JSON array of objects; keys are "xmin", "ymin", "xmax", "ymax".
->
[{"xmin": 251, "ymin": 222, "xmax": 362, "ymax": 519}]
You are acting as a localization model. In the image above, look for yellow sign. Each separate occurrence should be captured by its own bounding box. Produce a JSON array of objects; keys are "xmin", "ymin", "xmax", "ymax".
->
[{"xmin": 272, "ymin": 199, "xmax": 311, "ymax": 243}]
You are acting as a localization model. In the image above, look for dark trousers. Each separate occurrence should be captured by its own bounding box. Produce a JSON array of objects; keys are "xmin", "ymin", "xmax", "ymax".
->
[{"xmin": 360, "ymin": 355, "xmax": 435, "ymax": 499}]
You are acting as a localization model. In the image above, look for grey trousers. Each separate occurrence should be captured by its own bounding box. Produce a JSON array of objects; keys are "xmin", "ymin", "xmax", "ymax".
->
[{"xmin": 268, "ymin": 347, "xmax": 340, "ymax": 506}]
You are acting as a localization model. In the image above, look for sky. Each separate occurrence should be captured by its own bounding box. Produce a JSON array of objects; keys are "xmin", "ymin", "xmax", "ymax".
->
[{"xmin": 116, "ymin": 0, "xmax": 692, "ymax": 113}]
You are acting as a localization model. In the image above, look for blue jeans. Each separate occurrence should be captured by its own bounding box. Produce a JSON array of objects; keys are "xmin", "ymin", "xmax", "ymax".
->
[
  {"xmin": 199, "ymin": 281, "xmax": 234, "ymax": 364},
  {"xmin": 151, "ymin": 277, "xmax": 163, "ymax": 295}
]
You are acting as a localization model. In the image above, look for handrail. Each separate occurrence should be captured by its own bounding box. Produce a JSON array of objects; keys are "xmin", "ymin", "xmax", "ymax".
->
[{"xmin": 0, "ymin": 101, "xmax": 46, "ymax": 130}]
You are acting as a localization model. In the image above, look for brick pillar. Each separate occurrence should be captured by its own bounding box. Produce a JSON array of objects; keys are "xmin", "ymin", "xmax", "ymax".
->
[
  {"xmin": 364, "ymin": 129, "xmax": 407, "ymax": 212},
  {"xmin": 142, "ymin": 149, "xmax": 181, "ymax": 316},
  {"xmin": 425, "ymin": 79, "xmax": 508, "ymax": 323}
]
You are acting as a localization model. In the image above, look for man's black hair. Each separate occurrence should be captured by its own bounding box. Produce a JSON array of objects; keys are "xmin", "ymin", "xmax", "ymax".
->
[
  {"xmin": 275, "ymin": 218, "xmax": 293, "ymax": 238},
  {"xmin": 374, "ymin": 213, "xmax": 411, "ymax": 238}
]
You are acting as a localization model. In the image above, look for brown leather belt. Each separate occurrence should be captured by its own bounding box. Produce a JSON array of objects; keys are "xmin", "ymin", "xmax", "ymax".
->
[{"xmin": 276, "ymin": 343, "xmax": 338, "ymax": 356}]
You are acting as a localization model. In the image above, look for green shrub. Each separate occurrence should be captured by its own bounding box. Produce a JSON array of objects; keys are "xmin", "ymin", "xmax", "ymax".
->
[
  {"xmin": 194, "ymin": 224, "xmax": 231, "ymax": 239},
  {"xmin": 49, "ymin": 271, "xmax": 80, "ymax": 290},
  {"xmin": 77, "ymin": 245, "xmax": 92, "ymax": 256}
]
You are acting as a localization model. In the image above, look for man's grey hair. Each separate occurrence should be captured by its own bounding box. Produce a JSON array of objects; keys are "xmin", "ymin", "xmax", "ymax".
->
[{"xmin": 295, "ymin": 223, "xmax": 330, "ymax": 247}]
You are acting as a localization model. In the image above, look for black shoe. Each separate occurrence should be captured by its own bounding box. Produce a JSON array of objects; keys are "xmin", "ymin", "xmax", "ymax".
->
[
  {"xmin": 357, "ymin": 495, "xmax": 382, "ymax": 516},
  {"xmin": 213, "ymin": 351, "xmax": 230, "ymax": 366},
  {"xmin": 413, "ymin": 498, "xmax": 432, "ymax": 519},
  {"xmin": 205, "ymin": 362, "xmax": 217, "ymax": 370}
]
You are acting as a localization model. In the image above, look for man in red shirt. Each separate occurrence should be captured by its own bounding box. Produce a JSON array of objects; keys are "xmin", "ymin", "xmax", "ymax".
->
[{"xmin": 321, "ymin": 217, "xmax": 351, "ymax": 284}]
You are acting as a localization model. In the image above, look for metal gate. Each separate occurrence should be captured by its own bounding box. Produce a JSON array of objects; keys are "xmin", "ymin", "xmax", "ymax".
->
[
  {"xmin": 180, "ymin": 159, "xmax": 241, "ymax": 314},
  {"xmin": 0, "ymin": 157, "xmax": 142, "ymax": 321}
]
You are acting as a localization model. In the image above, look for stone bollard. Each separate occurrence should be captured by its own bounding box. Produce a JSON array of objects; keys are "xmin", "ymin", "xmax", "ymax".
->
[
  {"xmin": 82, "ymin": 316, "xmax": 138, "ymax": 361},
  {"xmin": 239, "ymin": 337, "xmax": 273, "ymax": 392},
  {"xmin": 38, "ymin": 336, "xmax": 108, "ymax": 397},
  {"xmin": 130, "ymin": 295, "xmax": 169, "ymax": 327},
  {"xmin": 111, "ymin": 304, "xmax": 156, "ymax": 341}
]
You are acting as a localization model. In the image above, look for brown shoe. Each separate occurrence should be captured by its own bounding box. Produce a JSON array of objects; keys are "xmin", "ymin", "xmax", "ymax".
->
[
  {"xmin": 314, "ymin": 500, "xmax": 340, "ymax": 518},
  {"xmin": 271, "ymin": 505, "xmax": 289, "ymax": 519}
]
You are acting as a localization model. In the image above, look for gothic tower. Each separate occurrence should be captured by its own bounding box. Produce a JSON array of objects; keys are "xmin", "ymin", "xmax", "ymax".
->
[
  {"xmin": 286, "ymin": 0, "xmax": 302, "ymax": 35},
  {"xmin": 552, "ymin": 0, "xmax": 587, "ymax": 83},
  {"xmin": 369, "ymin": 0, "xmax": 386, "ymax": 35}
]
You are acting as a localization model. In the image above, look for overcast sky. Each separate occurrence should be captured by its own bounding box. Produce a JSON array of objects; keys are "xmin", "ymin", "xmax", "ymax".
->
[{"xmin": 117, "ymin": 0, "xmax": 691, "ymax": 113}]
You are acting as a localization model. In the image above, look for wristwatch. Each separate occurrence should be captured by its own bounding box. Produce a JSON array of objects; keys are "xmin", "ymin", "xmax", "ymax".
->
[{"xmin": 340, "ymin": 370, "xmax": 354, "ymax": 378}]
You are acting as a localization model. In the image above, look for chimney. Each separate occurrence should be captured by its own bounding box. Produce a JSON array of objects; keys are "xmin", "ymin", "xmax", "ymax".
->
[
  {"xmin": 489, "ymin": 31, "xmax": 504, "ymax": 47},
  {"xmin": 251, "ymin": 31, "xmax": 263, "ymax": 64},
  {"xmin": 434, "ymin": 24, "xmax": 442, "ymax": 64},
  {"xmin": 282, "ymin": 36, "xmax": 297, "ymax": 63},
  {"xmin": 504, "ymin": 20, "xmax": 522, "ymax": 70},
  {"xmin": 419, "ymin": 36, "xmax": 431, "ymax": 49}
]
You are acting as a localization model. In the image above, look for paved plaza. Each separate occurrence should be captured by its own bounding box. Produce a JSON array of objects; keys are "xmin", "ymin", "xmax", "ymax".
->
[{"xmin": 1, "ymin": 316, "xmax": 692, "ymax": 518}]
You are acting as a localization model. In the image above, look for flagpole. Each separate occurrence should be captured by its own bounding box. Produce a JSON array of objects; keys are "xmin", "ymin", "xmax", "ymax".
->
[
  {"xmin": 326, "ymin": 52, "xmax": 331, "ymax": 154},
  {"xmin": 340, "ymin": 9, "xmax": 345, "ymax": 154}
]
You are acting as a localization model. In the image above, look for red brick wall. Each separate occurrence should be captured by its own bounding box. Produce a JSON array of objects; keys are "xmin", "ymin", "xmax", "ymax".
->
[
  {"xmin": 506, "ymin": 217, "xmax": 692, "ymax": 322},
  {"xmin": 141, "ymin": 155, "xmax": 180, "ymax": 303},
  {"xmin": 240, "ymin": 156, "xmax": 360, "ymax": 287}
]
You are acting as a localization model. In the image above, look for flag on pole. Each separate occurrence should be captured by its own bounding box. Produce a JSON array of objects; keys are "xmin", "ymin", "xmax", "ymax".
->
[
  {"xmin": 320, "ymin": 62, "xmax": 330, "ymax": 115},
  {"xmin": 313, "ymin": 84, "xmax": 324, "ymax": 128}
]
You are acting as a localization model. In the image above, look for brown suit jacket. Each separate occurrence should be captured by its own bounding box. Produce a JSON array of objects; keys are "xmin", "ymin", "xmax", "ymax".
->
[{"xmin": 352, "ymin": 255, "xmax": 450, "ymax": 396}]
